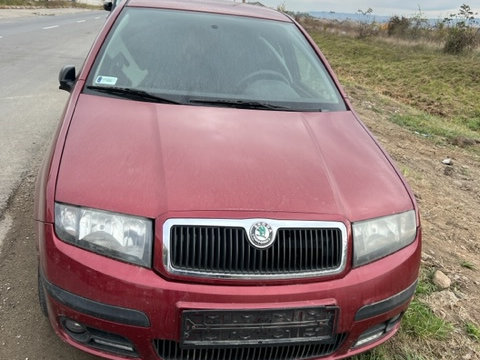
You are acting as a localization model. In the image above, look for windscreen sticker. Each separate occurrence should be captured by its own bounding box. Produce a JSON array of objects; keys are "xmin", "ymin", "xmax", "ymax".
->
[{"xmin": 95, "ymin": 76, "xmax": 118, "ymax": 86}]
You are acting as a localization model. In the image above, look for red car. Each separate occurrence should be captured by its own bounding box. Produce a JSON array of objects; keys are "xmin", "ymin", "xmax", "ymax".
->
[{"xmin": 35, "ymin": 0, "xmax": 421, "ymax": 359}]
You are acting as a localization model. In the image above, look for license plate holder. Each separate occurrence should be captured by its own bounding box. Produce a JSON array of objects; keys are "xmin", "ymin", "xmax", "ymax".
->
[{"xmin": 180, "ymin": 306, "xmax": 338, "ymax": 348}]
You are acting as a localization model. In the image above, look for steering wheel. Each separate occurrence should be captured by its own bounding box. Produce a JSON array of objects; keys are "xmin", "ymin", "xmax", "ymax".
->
[{"xmin": 236, "ymin": 69, "xmax": 290, "ymax": 92}]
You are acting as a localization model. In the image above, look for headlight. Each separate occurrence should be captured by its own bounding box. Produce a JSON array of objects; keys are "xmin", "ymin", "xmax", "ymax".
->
[
  {"xmin": 353, "ymin": 210, "xmax": 417, "ymax": 267},
  {"xmin": 55, "ymin": 203, "xmax": 153, "ymax": 267}
]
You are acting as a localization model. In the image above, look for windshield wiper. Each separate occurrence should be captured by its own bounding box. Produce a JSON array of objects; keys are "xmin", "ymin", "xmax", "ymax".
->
[
  {"xmin": 86, "ymin": 85, "xmax": 182, "ymax": 104},
  {"xmin": 188, "ymin": 98, "xmax": 293, "ymax": 111}
]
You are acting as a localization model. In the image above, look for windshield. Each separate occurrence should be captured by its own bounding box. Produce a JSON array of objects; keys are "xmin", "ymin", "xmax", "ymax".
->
[{"xmin": 86, "ymin": 8, "xmax": 347, "ymax": 112}]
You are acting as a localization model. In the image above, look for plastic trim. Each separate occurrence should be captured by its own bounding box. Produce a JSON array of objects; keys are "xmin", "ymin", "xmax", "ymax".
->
[
  {"xmin": 355, "ymin": 280, "xmax": 417, "ymax": 321},
  {"xmin": 41, "ymin": 272, "xmax": 150, "ymax": 327}
]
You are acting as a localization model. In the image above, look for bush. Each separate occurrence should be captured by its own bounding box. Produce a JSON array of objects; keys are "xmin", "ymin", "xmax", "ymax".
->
[
  {"xmin": 443, "ymin": 4, "xmax": 479, "ymax": 54},
  {"xmin": 444, "ymin": 27, "xmax": 477, "ymax": 54},
  {"xmin": 386, "ymin": 8, "xmax": 428, "ymax": 40},
  {"xmin": 387, "ymin": 16, "xmax": 411, "ymax": 37}
]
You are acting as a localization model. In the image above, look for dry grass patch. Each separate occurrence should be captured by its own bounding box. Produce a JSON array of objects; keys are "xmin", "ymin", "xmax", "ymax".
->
[{"xmin": 308, "ymin": 30, "xmax": 480, "ymax": 147}]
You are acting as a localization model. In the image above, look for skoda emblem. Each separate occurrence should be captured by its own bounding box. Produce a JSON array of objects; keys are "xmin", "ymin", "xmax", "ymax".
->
[{"xmin": 249, "ymin": 222, "xmax": 274, "ymax": 248}]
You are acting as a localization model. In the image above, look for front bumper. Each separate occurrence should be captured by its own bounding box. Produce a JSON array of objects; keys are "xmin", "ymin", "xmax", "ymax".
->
[{"xmin": 38, "ymin": 222, "xmax": 421, "ymax": 360}]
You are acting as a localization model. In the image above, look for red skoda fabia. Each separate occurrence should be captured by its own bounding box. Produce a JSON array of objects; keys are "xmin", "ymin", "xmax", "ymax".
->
[{"xmin": 35, "ymin": 1, "xmax": 421, "ymax": 359}]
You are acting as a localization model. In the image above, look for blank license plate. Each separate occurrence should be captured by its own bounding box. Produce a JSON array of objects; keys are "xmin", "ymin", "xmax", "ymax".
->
[{"xmin": 181, "ymin": 306, "xmax": 338, "ymax": 348}]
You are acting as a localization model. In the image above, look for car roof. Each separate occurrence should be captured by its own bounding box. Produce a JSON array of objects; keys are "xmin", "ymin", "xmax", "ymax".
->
[{"xmin": 126, "ymin": 0, "xmax": 291, "ymax": 22}]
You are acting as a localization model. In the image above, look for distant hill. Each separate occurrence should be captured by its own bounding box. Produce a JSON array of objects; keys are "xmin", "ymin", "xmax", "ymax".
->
[
  {"xmin": 309, "ymin": 11, "xmax": 391, "ymax": 23},
  {"xmin": 309, "ymin": 11, "xmax": 480, "ymax": 26}
]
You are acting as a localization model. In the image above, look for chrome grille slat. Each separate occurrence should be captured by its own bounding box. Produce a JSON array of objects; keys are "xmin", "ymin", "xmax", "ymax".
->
[{"xmin": 309, "ymin": 230, "xmax": 314, "ymax": 271}]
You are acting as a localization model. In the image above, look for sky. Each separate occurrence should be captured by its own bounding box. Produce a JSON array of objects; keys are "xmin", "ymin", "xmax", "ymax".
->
[{"xmin": 252, "ymin": 1, "xmax": 480, "ymax": 17}]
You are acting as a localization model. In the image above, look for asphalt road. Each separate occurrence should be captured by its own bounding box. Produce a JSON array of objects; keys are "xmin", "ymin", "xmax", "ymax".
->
[
  {"xmin": 0, "ymin": 9, "xmax": 105, "ymax": 244},
  {"xmin": 0, "ymin": 9, "xmax": 105, "ymax": 360}
]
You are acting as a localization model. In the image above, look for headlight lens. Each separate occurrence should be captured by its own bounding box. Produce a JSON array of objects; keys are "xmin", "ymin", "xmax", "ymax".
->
[
  {"xmin": 353, "ymin": 210, "xmax": 417, "ymax": 267},
  {"xmin": 55, "ymin": 203, "xmax": 153, "ymax": 267}
]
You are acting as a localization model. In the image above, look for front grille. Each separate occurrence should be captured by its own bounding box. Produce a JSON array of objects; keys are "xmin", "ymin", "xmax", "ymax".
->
[
  {"xmin": 168, "ymin": 224, "xmax": 344, "ymax": 278},
  {"xmin": 153, "ymin": 334, "xmax": 347, "ymax": 360}
]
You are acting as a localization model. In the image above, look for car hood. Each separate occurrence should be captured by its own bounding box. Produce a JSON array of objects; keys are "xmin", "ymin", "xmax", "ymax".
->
[{"xmin": 56, "ymin": 94, "xmax": 413, "ymax": 222}]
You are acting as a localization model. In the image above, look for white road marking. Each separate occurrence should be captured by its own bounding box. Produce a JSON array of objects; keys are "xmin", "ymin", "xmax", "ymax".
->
[
  {"xmin": 77, "ymin": 20, "xmax": 86, "ymax": 23},
  {"xmin": 0, "ymin": 36, "xmax": 3, "ymax": 39},
  {"xmin": 0, "ymin": 214, "xmax": 13, "ymax": 255},
  {"xmin": 95, "ymin": 16, "xmax": 101, "ymax": 19},
  {"xmin": 0, "ymin": 94, "xmax": 52, "ymax": 101},
  {"xmin": 42, "ymin": 25, "xmax": 59, "ymax": 30}
]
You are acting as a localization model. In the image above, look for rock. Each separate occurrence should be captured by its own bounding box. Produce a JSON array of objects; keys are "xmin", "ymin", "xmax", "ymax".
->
[
  {"xmin": 442, "ymin": 158, "xmax": 453, "ymax": 165},
  {"xmin": 433, "ymin": 270, "xmax": 451, "ymax": 289}
]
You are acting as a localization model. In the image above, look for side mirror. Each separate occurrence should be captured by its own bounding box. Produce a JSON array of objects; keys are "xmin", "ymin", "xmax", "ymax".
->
[
  {"xmin": 59, "ymin": 65, "xmax": 76, "ymax": 92},
  {"xmin": 103, "ymin": 1, "xmax": 113, "ymax": 11}
]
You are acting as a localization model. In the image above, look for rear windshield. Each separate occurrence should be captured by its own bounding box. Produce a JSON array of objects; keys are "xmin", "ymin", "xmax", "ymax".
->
[{"xmin": 86, "ymin": 8, "xmax": 347, "ymax": 112}]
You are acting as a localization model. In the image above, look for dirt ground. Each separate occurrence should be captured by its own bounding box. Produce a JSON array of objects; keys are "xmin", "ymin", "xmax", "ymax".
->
[{"xmin": 0, "ymin": 90, "xmax": 479, "ymax": 359}]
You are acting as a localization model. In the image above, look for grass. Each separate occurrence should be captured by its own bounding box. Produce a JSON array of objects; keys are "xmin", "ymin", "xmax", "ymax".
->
[
  {"xmin": 402, "ymin": 300, "xmax": 452, "ymax": 339},
  {"xmin": 403, "ymin": 270, "xmax": 452, "ymax": 341},
  {"xmin": 309, "ymin": 30, "xmax": 480, "ymax": 145},
  {"xmin": 465, "ymin": 322, "xmax": 480, "ymax": 342},
  {"xmin": 0, "ymin": 0, "xmax": 100, "ymax": 9},
  {"xmin": 390, "ymin": 113, "xmax": 480, "ymax": 143},
  {"xmin": 415, "ymin": 268, "xmax": 437, "ymax": 296},
  {"xmin": 460, "ymin": 260, "xmax": 475, "ymax": 270}
]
